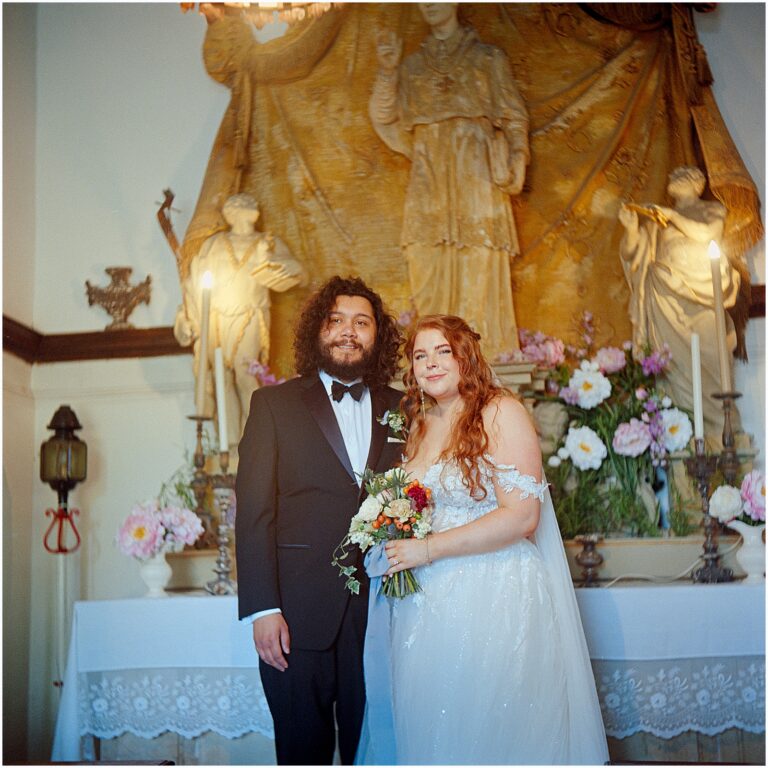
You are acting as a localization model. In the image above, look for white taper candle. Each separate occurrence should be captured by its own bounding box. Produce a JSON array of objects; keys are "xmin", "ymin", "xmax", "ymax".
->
[
  {"xmin": 690, "ymin": 332, "xmax": 704, "ymax": 440},
  {"xmin": 214, "ymin": 347, "xmax": 229, "ymax": 452},
  {"xmin": 195, "ymin": 270, "xmax": 213, "ymax": 415}
]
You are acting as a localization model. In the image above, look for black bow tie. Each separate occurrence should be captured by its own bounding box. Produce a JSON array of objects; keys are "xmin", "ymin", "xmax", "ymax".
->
[{"xmin": 331, "ymin": 381, "xmax": 366, "ymax": 402}]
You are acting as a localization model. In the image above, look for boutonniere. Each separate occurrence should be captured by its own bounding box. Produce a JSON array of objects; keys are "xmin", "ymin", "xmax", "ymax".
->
[{"xmin": 378, "ymin": 409, "xmax": 407, "ymax": 443}]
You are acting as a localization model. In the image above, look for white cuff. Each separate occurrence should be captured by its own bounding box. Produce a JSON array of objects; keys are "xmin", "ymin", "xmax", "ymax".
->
[{"xmin": 241, "ymin": 608, "xmax": 282, "ymax": 624}]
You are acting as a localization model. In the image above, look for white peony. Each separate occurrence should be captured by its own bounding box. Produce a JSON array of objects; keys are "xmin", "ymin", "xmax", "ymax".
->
[
  {"xmin": 357, "ymin": 495, "xmax": 382, "ymax": 522},
  {"xmin": 709, "ymin": 484, "xmax": 742, "ymax": 523},
  {"xmin": 565, "ymin": 426, "xmax": 607, "ymax": 470},
  {"xmin": 661, "ymin": 407, "xmax": 693, "ymax": 452},
  {"xmin": 547, "ymin": 455, "xmax": 562, "ymax": 468},
  {"xmin": 557, "ymin": 447, "xmax": 570, "ymax": 460},
  {"xmin": 569, "ymin": 367, "xmax": 611, "ymax": 410},
  {"xmin": 388, "ymin": 498, "xmax": 412, "ymax": 521}
]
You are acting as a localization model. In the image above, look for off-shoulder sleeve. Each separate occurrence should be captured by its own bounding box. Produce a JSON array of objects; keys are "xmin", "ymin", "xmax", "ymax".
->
[{"xmin": 484, "ymin": 455, "xmax": 548, "ymax": 501}]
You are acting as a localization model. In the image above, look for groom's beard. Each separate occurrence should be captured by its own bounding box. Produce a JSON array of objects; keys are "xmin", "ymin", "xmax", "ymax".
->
[{"xmin": 317, "ymin": 340, "xmax": 377, "ymax": 383}]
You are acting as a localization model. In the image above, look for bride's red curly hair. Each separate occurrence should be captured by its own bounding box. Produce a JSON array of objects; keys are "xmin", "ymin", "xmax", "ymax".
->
[{"xmin": 401, "ymin": 315, "xmax": 510, "ymax": 499}]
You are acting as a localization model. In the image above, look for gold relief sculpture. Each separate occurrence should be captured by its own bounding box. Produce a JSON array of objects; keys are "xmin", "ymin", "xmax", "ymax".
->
[
  {"xmin": 181, "ymin": 3, "xmax": 761, "ymax": 378},
  {"xmin": 369, "ymin": 3, "xmax": 529, "ymax": 360}
]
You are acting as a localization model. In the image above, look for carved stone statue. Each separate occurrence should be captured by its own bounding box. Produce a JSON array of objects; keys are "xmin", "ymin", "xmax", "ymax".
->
[
  {"xmin": 618, "ymin": 166, "xmax": 741, "ymax": 440},
  {"xmin": 174, "ymin": 193, "xmax": 306, "ymax": 444},
  {"xmin": 369, "ymin": 2, "xmax": 529, "ymax": 361}
]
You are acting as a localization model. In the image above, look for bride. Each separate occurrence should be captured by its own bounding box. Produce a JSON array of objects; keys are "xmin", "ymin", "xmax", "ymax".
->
[{"xmin": 358, "ymin": 315, "xmax": 608, "ymax": 765}]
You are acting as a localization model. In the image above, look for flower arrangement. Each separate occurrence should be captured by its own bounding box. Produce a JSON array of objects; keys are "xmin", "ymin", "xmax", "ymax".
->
[
  {"xmin": 710, "ymin": 469, "xmax": 766, "ymax": 527},
  {"xmin": 332, "ymin": 467, "xmax": 432, "ymax": 598},
  {"xmin": 524, "ymin": 311, "xmax": 693, "ymax": 538},
  {"xmin": 116, "ymin": 465, "xmax": 203, "ymax": 560}
]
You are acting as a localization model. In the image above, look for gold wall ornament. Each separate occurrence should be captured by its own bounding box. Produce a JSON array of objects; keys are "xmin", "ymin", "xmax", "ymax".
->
[{"xmin": 85, "ymin": 267, "xmax": 151, "ymax": 331}]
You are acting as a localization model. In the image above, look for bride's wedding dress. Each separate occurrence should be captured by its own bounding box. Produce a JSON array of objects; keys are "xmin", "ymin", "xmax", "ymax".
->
[{"xmin": 358, "ymin": 456, "xmax": 608, "ymax": 765}]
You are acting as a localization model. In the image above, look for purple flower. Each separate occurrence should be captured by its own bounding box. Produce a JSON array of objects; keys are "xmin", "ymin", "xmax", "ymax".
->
[
  {"xmin": 639, "ymin": 345, "xmax": 672, "ymax": 376},
  {"xmin": 593, "ymin": 346, "xmax": 626, "ymax": 374},
  {"xmin": 740, "ymin": 470, "xmax": 766, "ymax": 523},
  {"xmin": 635, "ymin": 387, "xmax": 648, "ymax": 401},
  {"xmin": 248, "ymin": 360, "xmax": 285, "ymax": 387},
  {"xmin": 612, "ymin": 419, "xmax": 652, "ymax": 457},
  {"xmin": 559, "ymin": 386, "xmax": 580, "ymax": 406},
  {"xmin": 397, "ymin": 309, "xmax": 415, "ymax": 328}
]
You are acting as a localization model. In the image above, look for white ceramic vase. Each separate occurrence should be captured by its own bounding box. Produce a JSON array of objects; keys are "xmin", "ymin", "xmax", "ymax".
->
[
  {"xmin": 139, "ymin": 550, "xmax": 172, "ymax": 597},
  {"xmin": 727, "ymin": 520, "xmax": 766, "ymax": 584}
]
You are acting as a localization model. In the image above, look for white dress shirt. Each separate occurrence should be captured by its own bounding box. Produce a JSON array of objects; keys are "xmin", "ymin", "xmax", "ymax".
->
[{"xmin": 243, "ymin": 370, "xmax": 371, "ymax": 624}]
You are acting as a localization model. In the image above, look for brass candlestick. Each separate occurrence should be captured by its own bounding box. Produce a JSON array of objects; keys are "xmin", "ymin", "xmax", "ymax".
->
[
  {"xmin": 687, "ymin": 437, "xmax": 733, "ymax": 583},
  {"xmin": 575, "ymin": 534, "xmax": 604, "ymax": 587},
  {"xmin": 187, "ymin": 415, "xmax": 218, "ymax": 549},
  {"xmin": 206, "ymin": 451, "xmax": 238, "ymax": 596},
  {"xmin": 713, "ymin": 391, "xmax": 742, "ymax": 485}
]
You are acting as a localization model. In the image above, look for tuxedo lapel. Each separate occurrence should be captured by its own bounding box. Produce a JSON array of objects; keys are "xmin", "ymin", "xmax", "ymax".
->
[
  {"xmin": 365, "ymin": 388, "xmax": 389, "ymax": 475},
  {"xmin": 301, "ymin": 376, "xmax": 356, "ymax": 482}
]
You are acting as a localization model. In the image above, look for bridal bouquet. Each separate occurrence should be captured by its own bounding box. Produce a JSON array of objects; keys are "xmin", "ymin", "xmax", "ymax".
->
[{"xmin": 332, "ymin": 467, "xmax": 433, "ymax": 598}]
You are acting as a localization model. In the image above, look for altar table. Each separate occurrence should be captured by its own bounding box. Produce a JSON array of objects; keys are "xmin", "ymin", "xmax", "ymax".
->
[{"xmin": 52, "ymin": 583, "xmax": 765, "ymax": 764}]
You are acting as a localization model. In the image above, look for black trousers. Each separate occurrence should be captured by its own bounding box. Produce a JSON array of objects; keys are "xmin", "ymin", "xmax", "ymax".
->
[{"xmin": 259, "ymin": 598, "xmax": 367, "ymax": 765}]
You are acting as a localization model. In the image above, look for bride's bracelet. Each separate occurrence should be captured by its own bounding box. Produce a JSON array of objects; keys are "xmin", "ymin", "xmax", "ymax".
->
[{"xmin": 425, "ymin": 536, "xmax": 433, "ymax": 565}]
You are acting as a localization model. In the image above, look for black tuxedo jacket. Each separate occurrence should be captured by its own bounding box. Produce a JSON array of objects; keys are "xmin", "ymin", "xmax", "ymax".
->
[{"xmin": 235, "ymin": 374, "xmax": 403, "ymax": 650}]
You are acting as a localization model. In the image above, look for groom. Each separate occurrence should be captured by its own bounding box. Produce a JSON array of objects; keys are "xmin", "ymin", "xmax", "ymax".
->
[{"xmin": 235, "ymin": 275, "xmax": 404, "ymax": 764}]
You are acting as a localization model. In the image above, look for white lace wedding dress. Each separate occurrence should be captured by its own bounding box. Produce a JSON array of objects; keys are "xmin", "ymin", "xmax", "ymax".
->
[{"xmin": 359, "ymin": 456, "xmax": 608, "ymax": 765}]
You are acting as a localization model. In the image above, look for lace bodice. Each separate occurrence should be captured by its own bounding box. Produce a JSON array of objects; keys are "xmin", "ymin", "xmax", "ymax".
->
[{"xmin": 421, "ymin": 455, "xmax": 548, "ymax": 534}]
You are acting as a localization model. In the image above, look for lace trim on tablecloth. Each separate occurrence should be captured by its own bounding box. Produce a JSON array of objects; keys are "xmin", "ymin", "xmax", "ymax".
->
[
  {"xmin": 77, "ymin": 657, "xmax": 764, "ymax": 742},
  {"xmin": 78, "ymin": 669, "xmax": 273, "ymax": 740},
  {"xmin": 593, "ymin": 656, "xmax": 765, "ymax": 739}
]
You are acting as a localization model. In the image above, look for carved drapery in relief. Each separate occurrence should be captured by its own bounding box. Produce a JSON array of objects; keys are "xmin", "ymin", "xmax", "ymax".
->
[{"xmin": 182, "ymin": 3, "xmax": 762, "ymax": 375}]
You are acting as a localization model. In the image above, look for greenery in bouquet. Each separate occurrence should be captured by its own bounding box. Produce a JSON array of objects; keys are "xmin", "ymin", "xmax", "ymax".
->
[
  {"xmin": 332, "ymin": 467, "xmax": 432, "ymax": 598},
  {"xmin": 522, "ymin": 311, "xmax": 694, "ymax": 538},
  {"xmin": 115, "ymin": 463, "xmax": 204, "ymax": 560},
  {"xmin": 709, "ymin": 469, "xmax": 766, "ymax": 527}
]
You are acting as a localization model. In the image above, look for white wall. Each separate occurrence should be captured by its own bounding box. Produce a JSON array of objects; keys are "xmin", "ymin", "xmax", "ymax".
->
[
  {"xmin": 698, "ymin": 2, "xmax": 766, "ymax": 456},
  {"xmin": 2, "ymin": 3, "xmax": 38, "ymax": 762},
  {"xmin": 1, "ymin": 3, "xmax": 765, "ymax": 763},
  {"xmin": 34, "ymin": 2, "xmax": 228, "ymax": 332}
]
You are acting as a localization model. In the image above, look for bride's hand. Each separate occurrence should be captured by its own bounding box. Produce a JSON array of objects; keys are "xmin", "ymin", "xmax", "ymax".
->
[{"xmin": 384, "ymin": 537, "xmax": 431, "ymax": 576}]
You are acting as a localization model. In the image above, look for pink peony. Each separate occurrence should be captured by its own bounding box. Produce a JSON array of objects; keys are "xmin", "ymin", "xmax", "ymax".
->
[
  {"xmin": 593, "ymin": 346, "xmax": 626, "ymax": 374},
  {"xmin": 612, "ymin": 419, "xmax": 652, "ymax": 457},
  {"xmin": 740, "ymin": 470, "xmax": 766, "ymax": 523},
  {"xmin": 159, "ymin": 505, "xmax": 205, "ymax": 547},
  {"xmin": 518, "ymin": 330, "xmax": 566, "ymax": 369},
  {"xmin": 116, "ymin": 508, "xmax": 163, "ymax": 560}
]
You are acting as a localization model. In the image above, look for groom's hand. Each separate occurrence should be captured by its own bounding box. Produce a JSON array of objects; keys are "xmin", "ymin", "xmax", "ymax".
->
[{"xmin": 253, "ymin": 613, "xmax": 291, "ymax": 671}]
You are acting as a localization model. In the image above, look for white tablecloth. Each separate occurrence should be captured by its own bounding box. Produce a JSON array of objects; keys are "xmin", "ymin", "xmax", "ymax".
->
[{"xmin": 52, "ymin": 584, "xmax": 765, "ymax": 760}]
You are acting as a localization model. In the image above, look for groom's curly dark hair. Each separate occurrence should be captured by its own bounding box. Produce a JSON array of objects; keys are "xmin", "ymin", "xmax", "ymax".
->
[{"xmin": 293, "ymin": 275, "xmax": 403, "ymax": 389}]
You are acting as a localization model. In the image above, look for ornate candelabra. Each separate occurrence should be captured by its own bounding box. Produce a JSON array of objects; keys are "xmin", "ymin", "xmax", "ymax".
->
[
  {"xmin": 187, "ymin": 415, "xmax": 218, "ymax": 550},
  {"xmin": 206, "ymin": 451, "xmax": 238, "ymax": 596},
  {"xmin": 687, "ymin": 436, "xmax": 733, "ymax": 583}
]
